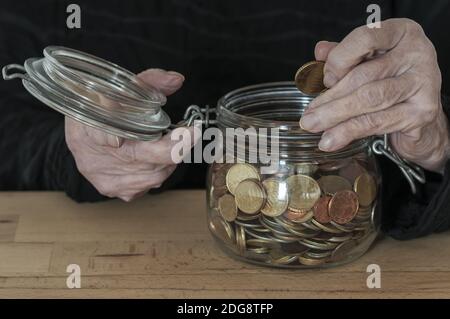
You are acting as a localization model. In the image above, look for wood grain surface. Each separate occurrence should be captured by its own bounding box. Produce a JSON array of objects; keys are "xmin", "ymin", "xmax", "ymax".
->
[{"xmin": 0, "ymin": 191, "xmax": 449, "ymax": 299}]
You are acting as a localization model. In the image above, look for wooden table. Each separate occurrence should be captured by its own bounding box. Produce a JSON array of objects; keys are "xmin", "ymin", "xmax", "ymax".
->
[{"xmin": 0, "ymin": 190, "xmax": 449, "ymax": 298}]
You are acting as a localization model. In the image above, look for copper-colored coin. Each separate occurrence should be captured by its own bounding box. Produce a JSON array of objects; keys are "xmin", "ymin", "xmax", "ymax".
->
[
  {"xmin": 212, "ymin": 170, "xmax": 227, "ymax": 188},
  {"xmin": 218, "ymin": 194, "xmax": 238, "ymax": 222},
  {"xmin": 338, "ymin": 160, "xmax": 367, "ymax": 184},
  {"xmin": 287, "ymin": 174, "xmax": 321, "ymax": 211},
  {"xmin": 261, "ymin": 178, "xmax": 289, "ymax": 217},
  {"xmin": 212, "ymin": 185, "xmax": 228, "ymax": 199},
  {"xmin": 329, "ymin": 190, "xmax": 359, "ymax": 225},
  {"xmin": 354, "ymin": 173, "xmax": 377, "ymax": 206},
  {"xmin": 226, "ymin": 163, "xmax": 260, "ymax": 195},
  {"xmin": 284, "ymin": 209, "xmax": 314, "ymax": 223},
  {"xmin": 234, "ymin": 179, "xmax": 267, "ymax": 215},
  {"xmin": 294, "ymin": 61, "xmax": 326, "ymax": 95},
  {"xmin": 313, "ymin": 195, "xmax": 332, "ymax": 224},
  {"xmin": 317, "ymin": 175, "xmax": 352, "ymax": 195}
]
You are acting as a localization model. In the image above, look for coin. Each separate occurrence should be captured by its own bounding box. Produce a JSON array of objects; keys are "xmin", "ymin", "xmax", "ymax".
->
[
  {"xmin": 329, "ymin": 190, "xmax": 359, "ymax": 225},
  {"xmin": 313, "ymin": 195, "xmax": 332, "ymax": 224},
  {"xmin": 213, "ymin": 165, "xmax": 229, "ymax": 188},
  {"xmin": 317, "ymin": 175, "xmax": 352, "ymax": 195},
  {"xmin": 330, "ymin": 240, "xmax": 357, "ymax": 262},
  {"xmin": 280, "ymin": 242, "xmax": 309, "ymax": 255},
  {"xmin": 235, "ymin": 225, "xmax": 246, "ymax": 254},
  {"xmin": 304, "ymin": 250, "xmax": 332, "ymax": 260},
  {"xmin": 338, "ymin": 160, "xmax": 367, "ymax": 184},
  {"xmin": 370, "ymin": 201, "xmax": 381, "ymax": 230},
  {"xmin": 261, "ymin": 178, "xmax": 289, "ymax": 217},
  {"xmin": 212, "ymin": 186, "xmax": 228, "ymax": 200},
  {"xmin": 209, "ymin": 215, "xmax": 235, "ymax": 245},
  {"xmin": 310, "ymin": 219, "xmax": 343, "ymax": 234},
  {"xmin": 284, "ymin": 209, "xmax": 314, "ymax": 223},
  {"xmin": 294, "ymin": 61, "xmax": 326, "ymax": 95},
  {"xmin": 218, "ymin": 194, "xmax": 238, "ymax": 222},
  {"xmin": 294, "ymin": 163, "xmax": 318, "ymax": 176},
  {"xmin": 354, "ymin": 173, "xmax": 377, "ymax": 206},
  {"xmin": 319, "ymin": 158, "xmax": 352, "ymax": 172},
  {"xmin": 298, "ymin": 254, "xmax": 327, "ymax": 266},
  {"xmin": 287, "ymin": 174, "xmax": 321, "ymax": 211},
  {"xmin": 234, "ymin": 179, "xmax": 267, "ymax": 214},
  {"xmin": 226, "ymin": 163, "xmax": 260, "ymax": 195}
]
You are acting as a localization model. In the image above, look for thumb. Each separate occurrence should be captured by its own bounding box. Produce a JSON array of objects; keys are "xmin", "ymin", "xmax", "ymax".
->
[
  {"xmin": 133, "ymin": 126, "xmax": 201, "ymax": 164},
  {"xmin": 314, "ymin": 40, "xmax": 339, "ymax": 61},
  {"xmin": 83, "ymin": 124, "xmax": 124, "ymax": 148}
]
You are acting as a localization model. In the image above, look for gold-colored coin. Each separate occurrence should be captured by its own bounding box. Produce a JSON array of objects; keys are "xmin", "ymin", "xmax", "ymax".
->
[
  {"xmin": 218, "ymin": 194, "xmax": 238, "ymax": 222},
  {"xmin": 209, "ymin": 215, "xmax": 235, "ymax": 245},
  {"xmin": 284, "ymin": 209, "xmax": 314, "ymax": 223},
  {"xmin": 287, "ymin": 174, "xmax": 321, "ymax": 211},
  {"xmin": 235, "ymin": 225, "xmax": 246, "ymax": 254},
  {"xmin": 234, "ymin": 179, "xmax": 267, "ymax": 215},
  {"xmin": 294, "ymin": 163, "xmax": 318, "ymax": 176},
  {"xmin": 317, "ymin": 175, "xmax": 352, "ymax": 195},
  {"xmin": 319, "ymin": 158, "xmax": 352, "ymax": 172},
  {"xmin": 261, "ymin": 178, "xmax": 289, "ymax": 217},
  {"xmin": 298, "ymin": 254, "xmax": 327, "ymax": 266},
  {"xmin": 354, "ymin": 173, "xmax": 377, "ymax": 206},
  {"xmin": 226, "ymin": 163, "xmax": 260, "ymax": 195},
  {"xmin": 294, "ymin": 61, "xmax": 326, "ymax": 95}
]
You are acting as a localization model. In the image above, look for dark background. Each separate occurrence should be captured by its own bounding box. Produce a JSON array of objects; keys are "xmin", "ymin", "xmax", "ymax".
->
[{"xmin": 1, "ymin": 0, "xmax": 450, "ymax": 188}]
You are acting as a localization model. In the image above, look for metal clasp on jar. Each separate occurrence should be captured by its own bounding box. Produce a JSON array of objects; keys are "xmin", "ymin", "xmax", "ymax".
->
[
  {"xmin": 2, "ymin": 64, "xmax": 29, "ymax": 81},
  {"xmin": 371, "ymin": 134, "xmax": 425, "ymax": 194},
  {"xmin": 173, "ymin": 105, "xmax": 217, "ymax": 128}
]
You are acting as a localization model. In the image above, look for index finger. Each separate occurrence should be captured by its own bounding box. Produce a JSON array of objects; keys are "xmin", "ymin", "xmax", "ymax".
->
[{"xmin": 324, "ymin": 18, "xmax": 409, "ymax": 87}]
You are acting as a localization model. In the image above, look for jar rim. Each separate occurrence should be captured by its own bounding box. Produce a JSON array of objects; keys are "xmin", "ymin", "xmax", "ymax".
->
[{"xmin": 216, "ymin": 82, "xmax": 371, "ymax": 161}]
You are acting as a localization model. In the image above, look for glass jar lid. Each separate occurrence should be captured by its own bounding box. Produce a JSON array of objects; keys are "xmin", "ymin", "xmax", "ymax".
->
[{"xmin": 2, "ymin": 46, "xmax": 170, "ymax": 141}]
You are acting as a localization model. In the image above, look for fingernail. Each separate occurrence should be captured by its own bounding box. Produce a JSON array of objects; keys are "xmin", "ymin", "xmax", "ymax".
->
[
  {"xmin": 300, "ymin": 113, "xmax": 319, "ymax": 131},
  {"xmin": 167, "ymin": 71, "xmax": 185, "ymax": 82},
  {"xmin": 318, "ymin": 132, "xmax": 334, "ymax": 151},
  {"xmin": 323, "ymin": 71, "xmax": 338, "ymax": 88}
]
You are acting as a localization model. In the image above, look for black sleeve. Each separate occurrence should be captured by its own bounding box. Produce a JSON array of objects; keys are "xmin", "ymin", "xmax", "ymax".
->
[{"xmin": 382, "ymin": 95, "xmax": 450, "ymax": 239}]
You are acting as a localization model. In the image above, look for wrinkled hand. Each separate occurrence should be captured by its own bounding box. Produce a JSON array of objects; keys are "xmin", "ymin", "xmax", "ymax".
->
[
  {"xmin": 300, "ymin": 18, "xmax": 450, "ymax": 173},
  {"xmin": 66, "ymin": 69, "xmax": 195, "ymax": 201}
]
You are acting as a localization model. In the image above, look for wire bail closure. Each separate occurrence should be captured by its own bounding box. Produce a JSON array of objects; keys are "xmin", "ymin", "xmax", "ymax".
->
[
  {"xmin": 173, "ymin": 104, "xmax": 217, "ymax": 128},
  {"xmin": 372, "ymin": 134, "xmax": 425, "ymax": 194},
  {"xmin": 2, "ymin": 64, "xmax": 28, "ymax": 81}
]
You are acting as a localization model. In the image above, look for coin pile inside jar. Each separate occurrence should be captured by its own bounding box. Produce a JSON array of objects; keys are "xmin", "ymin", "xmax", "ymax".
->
[{"xmin": 208, "ymin": 158, "xmax": 378, "ymax": 267}]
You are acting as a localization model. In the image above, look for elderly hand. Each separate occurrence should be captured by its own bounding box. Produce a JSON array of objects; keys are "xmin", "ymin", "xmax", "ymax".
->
[
  {"xmin": 300, "ymin": 18, "xmax": 450, "ymax": 173},
  {"xmin": 65, "ymin": 69, "xmax": 195, "ymax": 201}
]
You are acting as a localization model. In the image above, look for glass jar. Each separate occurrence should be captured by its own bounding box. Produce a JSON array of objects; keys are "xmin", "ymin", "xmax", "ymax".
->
[
  {"xmin": 4, "ymin": 47, "xmax": 423, "ymax": 268},
  {"xmin": 206, "ymin": 82, "xmax": 381, "ymax": 268}
]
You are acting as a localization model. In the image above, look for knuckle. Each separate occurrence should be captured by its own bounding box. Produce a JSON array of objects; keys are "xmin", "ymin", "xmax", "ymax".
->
[
  {"xmin": 357, "ymin": 85, "xmax": 383, "ymax": 106},
  {"xmin": 359, "ymin": 113, "xmax": 382, "ymax": 131},
  {"xmin": 325, "ymin": 50, "xmax": 348, "ymax": 75},
  {"xmin": 419, "ymin": 104, "xmax": 438, "ymax": 124},
  {"xmin": 404, "ymin": 19, "xmax": 424, "ymax": 37},
  {"xmin": 348, "ymin": 68, "xmax": 371, "ymax": 88}
]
